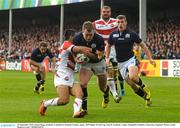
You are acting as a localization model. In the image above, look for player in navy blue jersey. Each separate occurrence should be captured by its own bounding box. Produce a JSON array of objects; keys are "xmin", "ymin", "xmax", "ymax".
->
[
  {"xmin": 106, "ymin": 15, "xmax": 156, "ymax": 107},
  {"xmin": 30, "ymin": 41, "xmax": 56, "ymax": 94},
  {"xmin": 73, "ymin": 21, "xmax": 110, "ymax": 115}
]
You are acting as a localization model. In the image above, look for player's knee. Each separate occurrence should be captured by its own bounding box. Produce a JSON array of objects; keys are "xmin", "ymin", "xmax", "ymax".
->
[
  {"xmin": 58, "ymin": 98, "xmax": 69, "ymax": 105},
  {"xmin": 80, "ymin": 83, "xmax": 88, "ymax": 88},
  {"xmin": 40, "ymin": 66, "xmax": 45, "ymax": 72},
  {"xmin": 129, "ymin": 75, "xmax": 138, "ymax": 83},
  {"xmin": 76, "ymin": 90, "xmax": 83, "ymax": 99}
]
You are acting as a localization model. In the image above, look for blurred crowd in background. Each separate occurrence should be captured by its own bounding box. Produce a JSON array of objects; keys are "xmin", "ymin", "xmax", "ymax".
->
[{"xmin": 0, "ymin": 5, "xmax": 179, "ymax": 60}]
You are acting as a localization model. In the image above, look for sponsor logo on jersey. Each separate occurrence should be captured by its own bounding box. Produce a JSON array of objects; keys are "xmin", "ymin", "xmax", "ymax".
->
[
  {"xmin": 113, "ymin": 34, "xmax": 119, "ymax": 37},
  {"xmin": 118, "ymin": 38, "xmax": 125, "ymax": 40}
]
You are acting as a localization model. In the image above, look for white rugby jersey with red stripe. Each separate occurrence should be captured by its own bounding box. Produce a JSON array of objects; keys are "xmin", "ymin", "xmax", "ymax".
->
[
  {"xmin": 93, "ymin": 18, "xmax": 118, "ymax": 41},
  {"xmin": 57, "ymin": 41, "xmax": 75, "ymax": 70}
]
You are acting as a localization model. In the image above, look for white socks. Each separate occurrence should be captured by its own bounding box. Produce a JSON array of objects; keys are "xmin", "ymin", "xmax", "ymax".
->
[
  {"xmin": 44, "ymin": 97, "xmax": 59, "ymax": 107},
  {"xmin": 44, "ymin": 97, "xmax": 82, "ymax": 114},
  {"xmin": 108, "ymin": 79, "xmax": 118, "ymax": 98},
  {"xmin": 73, "ymin": 98, "xmax": 82, "ymax": 114}
]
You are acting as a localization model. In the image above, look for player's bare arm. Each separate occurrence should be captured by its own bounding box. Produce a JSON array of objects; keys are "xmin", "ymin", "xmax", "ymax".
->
[
  {"xmin": 139, "ymin": 41, "xmax": 156, "ymax": 67},
  {"xmin": 30, "ymin": 59, "xmax": 42, "ymax": 68},
  {"xmin": 84, "ymin": 49, "xmax": 104, "ymax": 62},
  {"xmin": 50, "ymin": 57, "xmax": 56, "ymax": 73},
  {"xmin": 72, "ymin": 46, "xmax": 92, "ymax": 55},
  {"xmin": 105, "ymin": 43, "xmax": 112, "ymax": 65}
]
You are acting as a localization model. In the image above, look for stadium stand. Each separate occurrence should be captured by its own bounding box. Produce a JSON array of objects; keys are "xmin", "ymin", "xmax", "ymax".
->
[{"xmin": 0, "ymin": 0, "xmax": 179, "ymax": 61}]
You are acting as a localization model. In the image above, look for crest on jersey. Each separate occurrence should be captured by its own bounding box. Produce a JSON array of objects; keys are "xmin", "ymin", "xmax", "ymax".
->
[
  {"xmin": 125, "ymin": 33, "xmax": 130, "ymax": 38},
  {"xmin": 91, "ymin": 43, "xmax": 96, "ymax": 53},
  {"xmin": 110, "ymin": 24, "xmax": 114, "ymax": 27},
  {"xmin": 91, "ymin": 43, "xmax": 96, "ymax": 49}
]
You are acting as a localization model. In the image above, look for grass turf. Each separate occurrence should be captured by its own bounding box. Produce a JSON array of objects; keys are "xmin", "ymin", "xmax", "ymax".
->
[{"xmin": 0, "ymin": 71, "xmax": 180, "ymax": 123}]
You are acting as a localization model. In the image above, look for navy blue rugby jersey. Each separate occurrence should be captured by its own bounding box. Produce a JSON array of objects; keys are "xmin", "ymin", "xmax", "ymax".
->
[
  {"xmin": 30, "ymin": 48, "xmax": 54, "ymax": 63},
  {"xmin": 73, "ymin": 32, "xmax": 105, "ymax": 63},
  {"xmin": 108, "ymin": 28, "xmax": 142, "ymax": 62}
]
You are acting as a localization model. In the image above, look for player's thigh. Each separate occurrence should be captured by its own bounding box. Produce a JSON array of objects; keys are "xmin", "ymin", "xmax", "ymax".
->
[
  {"xmin": 79, "ymin": 68, "xmax": 93, "ymax": 87},
  {"xmin": 70, "ymin": 83, "xmax": 83, "ymax": 98},
  {"xmin": 93, "ymin": 60, "xmax": 106, "ymax": 75},
  {"xmin": 56, "ymin": 85, "xmax": 70, "ymax": 102},
  {"xmin": 30, "ymin": 64, "xmax": 40, "ymax": 72},
  {"xmin": 128, "ymin": 65, "xmax": 139, "ymax": 80}
]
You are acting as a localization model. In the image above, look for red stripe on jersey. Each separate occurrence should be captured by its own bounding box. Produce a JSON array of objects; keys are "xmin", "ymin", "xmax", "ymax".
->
[
  {"xmin": 63, "ymin": 41, "xmax": 73, "ymax": 50},
  {"xmin": 94, "ymin": 18, "xmax": 118, "ymax": 40},
  {"xmin": 95, "ymin": 28, "xmax": 116, "ymax": 35},
  {"xmin": 107, "ymin": 19, "xmax": 117, "ymax": 24},
  {"xmin": 95, "ymin": 19, "xmax": 117, "ymax": 24}
]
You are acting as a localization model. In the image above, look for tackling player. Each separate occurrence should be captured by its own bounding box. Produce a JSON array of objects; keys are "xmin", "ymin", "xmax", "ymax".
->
[{"xmin": 39, "ymin": 29, "xmax": 92, "ymax": 118}]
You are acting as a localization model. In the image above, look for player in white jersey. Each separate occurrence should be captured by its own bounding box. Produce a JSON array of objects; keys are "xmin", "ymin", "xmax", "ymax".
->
[
  {"xmin": 39, "ymin": 29, "xmax": 92, "ymax": 118},
  {"xmin": 93, "ymin": 6, "xmax": 124, "ymax": 102}
]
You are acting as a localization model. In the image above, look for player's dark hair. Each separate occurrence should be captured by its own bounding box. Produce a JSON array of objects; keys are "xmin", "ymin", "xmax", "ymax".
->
[
  {"xmin": 82, "ymin": 21, "xmax": 94, "ymax": 32},
  {"xmin": 116, "ymin": 15, "xmax": 127, "ymax": 21},
  {"xmin": 64, "ymin": 29, "xmax": 76, "ymax": 40},
  {"xmin": 39, "ymin": 41, "xmax": 48, "ymax": 47}
]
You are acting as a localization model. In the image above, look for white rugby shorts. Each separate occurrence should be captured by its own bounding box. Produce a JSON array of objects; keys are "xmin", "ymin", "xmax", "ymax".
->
[
  {"xmin": 54, "ymin": 68, "xmax": 75, "ymax": 87},
  {"xmin": 118, "ymin": 56, "xmax": 137, "ymax": 79}
]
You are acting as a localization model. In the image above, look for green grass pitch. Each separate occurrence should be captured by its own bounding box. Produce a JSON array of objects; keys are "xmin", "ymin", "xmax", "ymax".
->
[{"xmin": 0, "ymin": 71, "xmax": 180, "ymax": 123}]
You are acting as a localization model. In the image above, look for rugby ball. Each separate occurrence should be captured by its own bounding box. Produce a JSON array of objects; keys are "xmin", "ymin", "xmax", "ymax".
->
[{"xmin": 76, "ymin": 53, "xmax": 89, "ymax": 63}]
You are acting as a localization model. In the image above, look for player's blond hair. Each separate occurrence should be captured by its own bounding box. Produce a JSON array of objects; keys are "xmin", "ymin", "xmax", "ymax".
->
[
  {"xmin": 101, "ymin": 5, "xmax": 111, "ymax": 11},
  {"xmin": 82, "ymin": 21, "xmax": 94, "ymax": 32}
]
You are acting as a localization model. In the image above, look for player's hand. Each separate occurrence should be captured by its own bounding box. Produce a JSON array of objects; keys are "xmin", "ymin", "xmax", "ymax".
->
[
  {"xmin": 149, "ymin": 59, "xmax": 156, "ymax": 67},
  {"xmin": 80, "ymin": 46, "xmax": 92, "ymax": 55}
]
